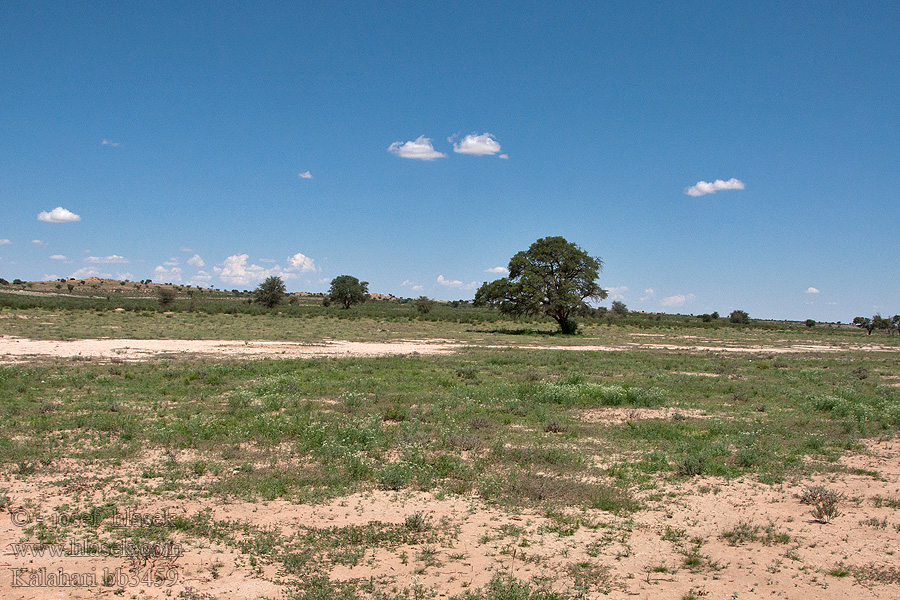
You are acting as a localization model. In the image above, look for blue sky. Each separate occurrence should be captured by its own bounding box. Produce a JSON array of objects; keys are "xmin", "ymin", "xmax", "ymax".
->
[{"xmin": 1, "ymin": 1, "xmax": 897, "ymax": 322}]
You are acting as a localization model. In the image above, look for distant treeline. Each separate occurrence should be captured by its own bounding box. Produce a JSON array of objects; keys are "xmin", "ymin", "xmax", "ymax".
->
[{"xmin": 0, "ymin": 287, "xmax": 848, "ymax": 332}]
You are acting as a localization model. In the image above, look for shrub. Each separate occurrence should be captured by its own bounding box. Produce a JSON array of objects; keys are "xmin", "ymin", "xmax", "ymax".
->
[
  {"xmin": 156, "ymin": 287, "xmax": 176, "ymax": 307},
  {"xmin": 800, "ymin": 485, "xmax": 843, "ymax": 523},
  {"xmin": 729, "ymin": 310, "xmax": 749, "ymax": 324}
]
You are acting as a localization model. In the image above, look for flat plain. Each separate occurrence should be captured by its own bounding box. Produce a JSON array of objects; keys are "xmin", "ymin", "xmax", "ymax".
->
[{"xmin": 2, "ymin": 303, "xmax": 900, "ymax": 600}]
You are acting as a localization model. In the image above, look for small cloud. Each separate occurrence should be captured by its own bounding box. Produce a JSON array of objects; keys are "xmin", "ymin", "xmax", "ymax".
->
[
  {"xmin": 0, "ymin": 239, "xmax": 11, "ymax": 246},
  {"xmin": 69, "ymin": 267, "xmax": 106, "ymax": 279},
  {"xmin": 607, "ymin": 286, "xmax": 629, "ymax": 300},
  {"xmin": 437, "ymin": 275, "xmax": 478, "ymax": 290},
  {"xmin": 164, "ymin": 258, "xmax": 179, "ymax": 267},
  {"xmin": 49, "ymin": 254, "xmax": 67, "ymax": 261},
  {"xmin": 298, "ymin": 171, "xmax": 313, "ymax": 179},
  {"xmin": 287, "ymin": 253, "xmax": 316, "ymax": 273},
  {"xmin": 661, "ymin": 293, "xmax": 696, "ymax": 307},
  {"xmin": 452, "ymin": 133, "xmax": 503, "ymax": 156},
  {"xmin": 42, "ymin": 274, "xmax": 58, "ymax": 281},
  {"xmin": 187, "ymin": 254, "xmax": 205, "ymax": 267},
  {"xmin": 485, "ymin": 266, "xmax": 509, "ymax": 275},
  {"xmin": 32, "ymin": 239, "xmax": 45, "ymax": 245},
  {"xmin": 101, "ymin": 139, "xmax": 121, "ymax": 147},
  {"xmin": 38, "ymin": 206, "xmax": 81, "ymax": 223},
  {"xmin": 115, "ymin": 272, "xmax": 132, "ymax": 281},
  {"xmin": 401, "ymin": 279, "xmax": 424, "ymax": 291},
  {"xmin": 154, "ymin": 265, "xmax": 183, "ymax": 283},
  {"xmin": 640, "ymin": 288, "xmax": 655, "ymax": 302},
  {"xmin": 685, "ymin": 178, "xmax": 745, "ymax": 197},
  {"xmin": 499, "ymin": 154, "xmax": 509, "ymax": 159},
  {"xmin": 388, "ymin": 136, "xmax": 447, "ymax": 160},
  {"xmin": 188, "ymin": 270, "xmax": 212, "ymax": 285},
  {"xmin": 86, "ymin": 255, "xmax": 129, "ymax": 264},
  {"xmin": 179, "ymin": 246, "xmax": 195, "ymax": 252},
  {"xmin": 258, "ymin": 258, "xmax": 277, "ymax": 263},
  {"xmin": 806, "ymin": 287, "xmax": 820, "ymax": 294}
]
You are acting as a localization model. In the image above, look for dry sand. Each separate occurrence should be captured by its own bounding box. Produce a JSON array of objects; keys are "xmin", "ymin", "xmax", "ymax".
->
[
  {"xmin": 1, "ymin": 334, "xmax": 896, "ymax": 364},
  {"xmin": 3, "ymin": 438, "xmax": 899, "ymax": 599}
]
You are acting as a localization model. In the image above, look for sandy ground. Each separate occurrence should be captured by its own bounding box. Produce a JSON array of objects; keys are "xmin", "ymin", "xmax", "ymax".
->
[
  {"xmin": 3, "ymin": 438, "xmax": 899, "ymax": 599},
  {"xmin": 0, "ymin": 335, "xmax": 462, "ymax": 362},
  {"xmin": 2, "ymin": 335, "xmax": 899, "ymax": 598},
  {"xmin": 1, "ymin": 335, "xmax": 896, "ymax": 363}
]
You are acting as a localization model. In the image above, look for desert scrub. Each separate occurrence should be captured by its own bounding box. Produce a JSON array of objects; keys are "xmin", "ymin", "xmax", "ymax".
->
[
  {"xmin": 800, "ymin": 485, "xmax": 844, "ymax": 523},
  {"xmin": 517, "ymin": 380, "xmax": 667, "ymax": 408}
]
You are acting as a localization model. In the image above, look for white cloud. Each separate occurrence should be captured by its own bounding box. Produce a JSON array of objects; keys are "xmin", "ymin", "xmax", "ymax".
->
[
  {"xmin": 388, "ymin": 136, "xmax": 447, "ymax": 160},
  {"xmin": 806, "ymin": 287, "xmax": 820, "ymax": 294},
  {"xmin": 684, "ymin": 178, "xmax": 745, "ymax": 197},
  {"xmin": 86, "ymin": 255, "xmax": 129, "ymax": 264},
  {"xmin": 32, "ymin": 239, "xmax": 44, "ymax": 245},
  {"xmin": 101, "ymin": 139, "xmax": 120, "ymax": 147},
  {"xmin": 298, "ymin": 171, "xmax": 313, "ymax": 179},
  {"xmin": 607, "ymin": 286, "xmax": 628, "ymax": 300},
  {"xmin": 640, "ymin": 288, "xmax": 655, "ymax": 302},
  {"xmin": 164, "ymin": 257, "xmax": 179, "ymax": 267},
  {"xmin": 179, "ymin": 246, "xmax": 195, "ymax": 252},
  {"xmin": 69, "ymin": 267, "xmax": 105, "ymax": 279},
  {"xmin": 452, "ymin": 133, "xmax": 502, "ymax": 156},
  {"xmin": 0, "ymin": 239, "xmax": 11, "ymax": 246},
  {"xmin": 661, "ymin": 293, "xmax": 696, "ymax": 307},
  {"xmin": 437, "ymin": 275, "xmax": 478, "ymax": 290},
  {"xmin": 215, "ymin": 254, "xmax": 297, "ymax": 286},
  {"xmin": 485, "ymin": 266, "xmax": 509, "ymax": 275},
  {"xmin": 187, "ymin": 254, "xmax": 205, "ymax": 267},
  {"xmin": 49, "ymin": 254, "xmax": 67, "ymax": 261},
  {"xmin": 401, "ymin": 279, "xmax": 424, "ymax": 291},
  {"xmin": 42, "ymin": 274, "xmax": 59, "ymax": 281},
  {"xmin": 258, "ymin": 258, "xmax": 276, "ymax": 263},
  {"xmin": 38, "ymin": 206, "xmax": 81, "ymax": 223},
  {"xmin": 188, "ymin": 270, "xmax": 212, "ymax": 285},
  {"xmin": 116, "ymin": 272, "xmax": 132, "ymax": 281},
  {"xmin": 287, "ymin": 252, "xmax": 316, "ymax": 273},
  {"xmin": 153, "ymin": 265, "xmax": 183, "ymax": 283}
]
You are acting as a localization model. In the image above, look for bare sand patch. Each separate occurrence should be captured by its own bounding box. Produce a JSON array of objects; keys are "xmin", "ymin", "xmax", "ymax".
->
[
  {"xmin": 579, "ymin": 406, "xmax": 709, "ymax": 425},
  {"xmin": 2, "ymin": 335, "xmax": 896, "ymax": 364},
  {"xmin": 0, "ymin": 335, "xmax": 461, "ymax": 363}
]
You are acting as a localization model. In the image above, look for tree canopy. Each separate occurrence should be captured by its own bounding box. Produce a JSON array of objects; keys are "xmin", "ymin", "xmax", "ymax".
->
[
  {"xmin": 254, "ymin": 276, "xmax": 286, "ymax": 308},
  {"xmin": 474, "ymin": 236, "xmax": 606, "ymax": 334},
  {"xmin": 328, "ymin": 275, "xmax": 369, "ymax": 308}
]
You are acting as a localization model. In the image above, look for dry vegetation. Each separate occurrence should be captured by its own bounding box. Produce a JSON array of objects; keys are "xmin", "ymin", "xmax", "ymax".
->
[{"xmin": 2, "ymin": 289, "xmax": 899, "ymax": 599}]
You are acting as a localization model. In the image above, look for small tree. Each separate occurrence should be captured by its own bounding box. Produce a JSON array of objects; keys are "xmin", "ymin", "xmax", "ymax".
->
[
  {"xmin": 852, "ymin": 316, "xmax": 875, "ymax": 335},
  {"xmin": 729, "ymin": 310, "xmax": 750, "ymax": 324},
  {"xmin": 610, "ymin": 300, "xmax": 628, "ymax": 317},
  {"xmin": 873, "ymin": 314, "xmax": 892, "ymax": 334},
  {"xmin": 474, "ymin": 236, "xmax": 607, "ymax": 334},
  {"xmin": 328, "ymin": 275, "xmax": 369, "ymax": 308},
  {"xmin": 156, "ymin": 287, "xmax": 176, "ymax": 308},
  {"xmin": 254, "ymin": 276, "xmax": 286, "ymax": 308},
  {"xmin": 805, "ymin": 319, "xmax": 817, "ymax": 328},
  {"xmin": 415, "ymin": 296, "xmax": 435, "ymax": 314}
]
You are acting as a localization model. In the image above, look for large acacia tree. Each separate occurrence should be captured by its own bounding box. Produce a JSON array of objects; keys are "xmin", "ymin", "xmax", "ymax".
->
[
  {"xmin": 474, "ymin": 236, "xmax": 607, "ymax": 334},
  {"xmin": 328, "ymin": 275, "xmax": 369, "ymax": 308},
  {"xmin": 254, "ymin": 276, "xmax": 286, "ymax": 308}
]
